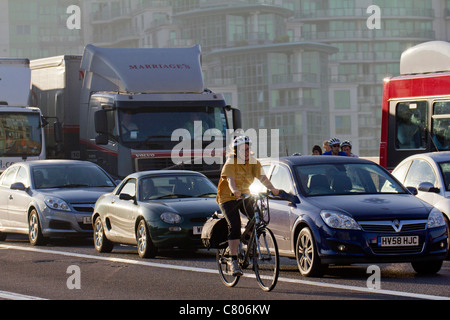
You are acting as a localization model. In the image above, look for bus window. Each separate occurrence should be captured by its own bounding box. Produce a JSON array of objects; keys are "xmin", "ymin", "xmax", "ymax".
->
[
  {"xmin": 395, "ymin": 101, "xmax": 427, "ymax": 150},
  {"xmin": 431, "ymin": 101, "xmax": 450, "ymax": 151}
]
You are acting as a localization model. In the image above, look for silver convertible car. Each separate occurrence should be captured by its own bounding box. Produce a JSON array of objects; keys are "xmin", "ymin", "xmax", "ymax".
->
[
  {"xmin": 0, "ymin": 160, "xmax": 117, "ymax": 245},
  {"xmin": 92, "ymin": 170, "xmax": 220, "ymax": 258},
  {"xmin": 392, "ymin": 152, "xmax": 450, "ymax": 257}
]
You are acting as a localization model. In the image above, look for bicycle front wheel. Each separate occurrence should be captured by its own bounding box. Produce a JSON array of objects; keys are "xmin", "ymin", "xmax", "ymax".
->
[
  {"xmin": 253, "ymin": 227, "xmax": 279, "ymax": 292},
  {"xmin": 216, "ymin": 248, "xmax": 240, "ymax": 287}
]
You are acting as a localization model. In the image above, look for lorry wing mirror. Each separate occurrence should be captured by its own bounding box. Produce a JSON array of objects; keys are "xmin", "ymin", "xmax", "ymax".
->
[
  {"xmin": 54, "ymin": 121, "xmax": 63, "ymax": 143},
  {"xmin": 232, "ymin": 108, "xmax": 242, "ymax": 130},
  {"xmin": 94, "ymin": 110, "xmax": 108, "ymax": 134},
  {"xmin": 40, "ymin": 116, "xmax": 49, "ymax": 128}
]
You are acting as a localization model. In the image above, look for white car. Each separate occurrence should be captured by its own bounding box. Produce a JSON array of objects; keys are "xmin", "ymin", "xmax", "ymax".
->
[{"xmin": 392, "ymin": 152, "xmax": 450, "ymax": 257}]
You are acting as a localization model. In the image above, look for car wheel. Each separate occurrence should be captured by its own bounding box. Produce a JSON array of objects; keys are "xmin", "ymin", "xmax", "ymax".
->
[
  {"xmin": 28, "ymin": 209, "xmax": 45, "ymax": 246},
  {"xmin": 295, "ymin": 227, "xmax": 326, "ymax": 277},
  {"xmin": 411, "ymin": 260, "xmax": 443, "ymax": 274},
  {"xmin": 136, "ymin": 219, "xmax": 157, "ymax": 258},
  {"xmin": 93, "ymin": 216, "xmax": 114, "ymax": 253}
]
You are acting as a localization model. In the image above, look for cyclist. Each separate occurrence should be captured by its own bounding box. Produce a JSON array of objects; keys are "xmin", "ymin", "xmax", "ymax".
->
[
  {"xmin": 216, "ymin": 135, "xmax": 279, "ymax": 276},
  {"xmin": 341, "ymin": 140, "xmax": 358, "ymax": 157},
  {"xmin": 323, "ymin": 137, "xmax": 347, "ymax": 156}
]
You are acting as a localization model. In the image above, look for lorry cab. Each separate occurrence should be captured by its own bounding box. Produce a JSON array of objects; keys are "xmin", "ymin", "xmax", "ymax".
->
[{"xmin": 79, "ymin": 45, "xmax": 241, "ymax": 181}]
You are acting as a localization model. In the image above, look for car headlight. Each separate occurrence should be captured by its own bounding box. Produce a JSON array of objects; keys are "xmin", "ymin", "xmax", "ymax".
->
[
  {"xmin": 160, "ymin": 212, "xmax": 182, "ymax": 224},
  {"xmin": 320, "ymin": 210, "xmax": 361, "ymax": 230},
  {"xmin": 44, "ymin": 196, "xmax": 71, "ymax": 211},
  {"xmin": 427, "ymin": 208, "xmax": 446, "ymax": 229}
]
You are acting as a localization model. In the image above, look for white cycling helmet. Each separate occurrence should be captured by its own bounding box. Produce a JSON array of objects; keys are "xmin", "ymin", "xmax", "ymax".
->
[
  {"xmin": 232, "ymin": 135, "xmax": 251, "ymax": 147},
  {"xmin": 340, "ymin": 140, "xmax": 352, "ymax": 148},
  {"xmin": 328, "ymin": 137, "xmax": 341, "ymax": 146}
]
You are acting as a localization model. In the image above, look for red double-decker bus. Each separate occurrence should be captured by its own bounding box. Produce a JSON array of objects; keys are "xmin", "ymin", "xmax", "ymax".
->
[{"xmin": 380, "ymin": 41, "xmax": 450, "ymax": 170}]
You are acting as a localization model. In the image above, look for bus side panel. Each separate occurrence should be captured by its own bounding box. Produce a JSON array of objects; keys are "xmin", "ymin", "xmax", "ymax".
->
[
  {"xmin": 389, "ymin": 73, "xmax": 450, "ymax": 99},
  {"xmin": 381, "ymin": 73, "xmax": 450, "ymax": 170},
  {"xmin": 380, "ymin": 78, "xmax": 391, "ymax": 168}
]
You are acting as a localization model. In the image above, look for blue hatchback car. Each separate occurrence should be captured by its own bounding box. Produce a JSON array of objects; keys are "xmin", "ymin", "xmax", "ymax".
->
[{"xmin": 250, "ymin": 156, "xmax": 448, "ymax": 276}]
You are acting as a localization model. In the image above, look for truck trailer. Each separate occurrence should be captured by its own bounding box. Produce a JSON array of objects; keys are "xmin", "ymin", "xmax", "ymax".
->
[
  {"xmin": 31, "ymin": 45, "xmax": 241, "ymax": 181},
  {"xmin": 0, "ymin": 58, "xmax": 46, "ymax": 172}
]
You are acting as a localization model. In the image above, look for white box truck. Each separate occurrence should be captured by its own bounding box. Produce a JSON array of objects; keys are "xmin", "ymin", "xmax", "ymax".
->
[
  {"xmin": 31, "ymin": 45, "xmax": 241, "ymax": 181},
  {"xmin": 30, "ymin": 55, "xmax": 81, "ymax": 159},
  {"xmin": 0, "ymin": 59, "xmax": 46, "ymax": 172}
]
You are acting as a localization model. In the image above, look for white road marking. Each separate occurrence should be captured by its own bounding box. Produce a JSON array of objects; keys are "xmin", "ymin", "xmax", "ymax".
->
[
  {"xmin": 0, "ymin": 290, "xmax": 47, "ymax": 300},
  {"xmin": 1, "ymin": 244, "xmax": 448, "ymax": 300}
]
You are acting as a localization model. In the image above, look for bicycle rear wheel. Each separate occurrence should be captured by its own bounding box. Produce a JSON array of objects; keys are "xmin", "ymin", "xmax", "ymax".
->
[
  {"xmin": 216, "ymin": 247, "xmax": 240, "ymax": 287},
  {"xmin": 253, "ymin": 227, "xmax": 279, "ymax": 292}
]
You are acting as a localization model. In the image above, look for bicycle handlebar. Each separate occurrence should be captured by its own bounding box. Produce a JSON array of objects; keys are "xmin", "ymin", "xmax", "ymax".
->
[{"xmin": 231, "ymin": 190, "xmax": 287, "ymax": 200}]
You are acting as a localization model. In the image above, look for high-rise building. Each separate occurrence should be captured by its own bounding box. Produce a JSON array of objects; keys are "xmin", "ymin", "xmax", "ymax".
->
[
  {"xmin": 3, "ymin": 0, "xmax": 449, "ymax": 157},
  {"xmin": 4, "ymin": 0, "xmax": 84, "ymax": 58}
]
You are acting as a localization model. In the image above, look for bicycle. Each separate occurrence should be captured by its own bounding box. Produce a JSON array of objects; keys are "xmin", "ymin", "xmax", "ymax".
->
[{"xmin": 216, "ymin": 191, "xmax": 280, "ymax": 292}]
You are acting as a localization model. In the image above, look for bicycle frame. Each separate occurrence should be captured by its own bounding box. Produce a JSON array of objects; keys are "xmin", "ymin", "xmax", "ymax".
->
[{"xmin": 238, "ymin": 194, "xmax": 268, "ymax": 263}]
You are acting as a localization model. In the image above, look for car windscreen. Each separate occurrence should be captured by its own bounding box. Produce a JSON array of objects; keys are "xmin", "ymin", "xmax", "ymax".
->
[
  {"xmin": 438, "ymin": 161, "xmax": 450, "ymax": 191},
  {"xmin": 32, "ymin": 165, "xmax": 116, "ymax": 189},
  {"xmin": 139, "ymin": 174, "xmax": 217, "ymax": 200},
  {"xmin": 294, "ymin": 163, "xmax": 407, "ymax": 196},
  {"xmin": 0, "ymin": 112, "xmax": 43, "ymax": 157}
]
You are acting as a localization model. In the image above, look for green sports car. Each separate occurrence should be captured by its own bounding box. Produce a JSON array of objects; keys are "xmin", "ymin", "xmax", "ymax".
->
[{"xmin": 92, "ymin": 170, "xmax": 220, "ymax": 258}]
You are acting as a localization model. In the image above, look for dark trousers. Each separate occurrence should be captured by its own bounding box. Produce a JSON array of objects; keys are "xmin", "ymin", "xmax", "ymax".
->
[{"xmin": 219, "ymin": 199, "xmax": 254, "ymax": 240}]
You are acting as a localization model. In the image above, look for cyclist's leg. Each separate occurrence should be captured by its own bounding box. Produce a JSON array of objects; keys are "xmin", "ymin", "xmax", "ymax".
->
[
  {"xmin": 239, "ymin": 198, "xmax": 255, "ymax": 239},
  {"xmin": 219, "ymin": 200, "xmax": 243, "ymax": 276}
]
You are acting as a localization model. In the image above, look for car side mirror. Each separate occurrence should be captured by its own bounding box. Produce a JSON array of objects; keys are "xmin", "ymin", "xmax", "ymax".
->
[
  {"xmin": 268, "ymin": 190, "xmax": 300, "ymax": 207},
  {"xmin": 119, "ymin": 193, "xmax": 136, "ymax": 203},
  {"xmin": 10, "ymin": 182, "xmax": 27, "ymax": 191},
  {"xmin": 406, "ymin": 186, "xmax": 418, "ymax": 195},
  {"xmin": 417, "ymin": 182, "xmax": 440, "ymax": 193}
]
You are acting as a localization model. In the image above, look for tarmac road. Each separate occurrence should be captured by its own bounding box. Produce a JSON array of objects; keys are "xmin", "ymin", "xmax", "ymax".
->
[{"xmin": 0, "ymin": 235, "xmax": 449, "ymax": 305}]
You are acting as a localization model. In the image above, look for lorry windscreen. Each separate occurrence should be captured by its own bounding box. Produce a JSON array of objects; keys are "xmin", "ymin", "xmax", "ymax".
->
[
  {"xmin": 117, "ymin": 106, "xmax": 228, "ymax": 144},
  {"xmin": 0, "ymin": 112, "xmax": 43, "ymax": 157}
]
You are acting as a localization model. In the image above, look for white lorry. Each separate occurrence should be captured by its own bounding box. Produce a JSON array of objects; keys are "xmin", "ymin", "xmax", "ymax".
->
[
  {"xmin": 31, "ymin": 45, "xmax": 241, "ymax": 180},
  {"xmin": 0, "ymin": 59, "xmax": 46, "ymax": 172},
  {"xmin": 30, "ymin": 55, "xmax": 81, "ymax": 159}
]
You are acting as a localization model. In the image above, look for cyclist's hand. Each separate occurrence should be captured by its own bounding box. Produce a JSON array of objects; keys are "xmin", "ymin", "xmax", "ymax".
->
[{"xmin": 270, "ymin": 188, "xmax": 280, "ymax": 196}]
